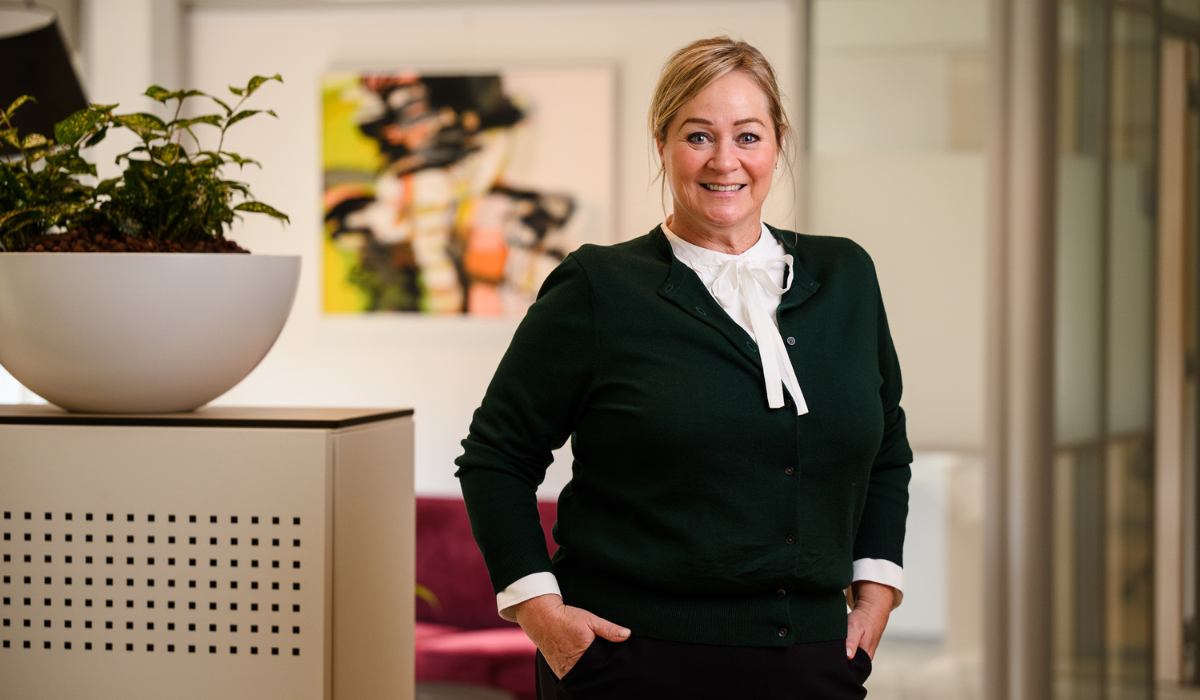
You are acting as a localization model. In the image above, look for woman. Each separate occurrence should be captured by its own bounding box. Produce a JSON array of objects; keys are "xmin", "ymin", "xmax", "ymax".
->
[{"xmin": 456, "ymin": 37, "xmax": 910, "ymax": 700}]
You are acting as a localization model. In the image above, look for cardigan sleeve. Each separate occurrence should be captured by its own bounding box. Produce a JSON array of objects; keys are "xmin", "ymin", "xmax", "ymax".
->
[
  {"xmin": 851, "ymin": 268, "xmax": 913, "ymax": 568},
  {"xmin": 454, "ymin": 254, "xmax": 597, "ymax": 594}
]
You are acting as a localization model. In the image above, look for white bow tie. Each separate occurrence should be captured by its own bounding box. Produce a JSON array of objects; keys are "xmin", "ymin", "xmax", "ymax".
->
[{"xmin": 703, "ymin": 255, "xmax": 808, "ymax": 416}]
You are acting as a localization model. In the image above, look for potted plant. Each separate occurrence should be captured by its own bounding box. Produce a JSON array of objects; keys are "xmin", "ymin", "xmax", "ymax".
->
[{"xmin": 0, "ymin": 76, "xmax": 302, "ymax": 413}]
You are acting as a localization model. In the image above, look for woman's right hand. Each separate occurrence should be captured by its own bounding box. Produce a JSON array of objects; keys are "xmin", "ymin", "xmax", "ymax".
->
[{"xmin": 512, "ymin": 594, "xmax": 631, "ymax": 679}]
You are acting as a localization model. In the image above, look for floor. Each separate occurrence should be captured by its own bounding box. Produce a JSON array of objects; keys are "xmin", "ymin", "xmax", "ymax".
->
[
  {"xmin": 865, "ymin": 638, "xmax": 1200, "ymax": 700},
  {"xmin": 865, "ymin": 637, "xmax": 982, "ymax": 700},
  {"xmin": 415, "ymin": 681, "xmax": 515, "ymax": 700}
]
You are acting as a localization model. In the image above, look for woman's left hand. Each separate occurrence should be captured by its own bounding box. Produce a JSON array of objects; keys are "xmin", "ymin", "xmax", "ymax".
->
[{"xmin": 845, "ymin": 580, "xmax": 894, "ymax": 660}]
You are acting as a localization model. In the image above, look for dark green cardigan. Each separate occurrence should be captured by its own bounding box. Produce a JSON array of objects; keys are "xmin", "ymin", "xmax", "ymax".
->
[{"xmin": 455, "ymin": 224, "xmax": 911, "ymax": 646}]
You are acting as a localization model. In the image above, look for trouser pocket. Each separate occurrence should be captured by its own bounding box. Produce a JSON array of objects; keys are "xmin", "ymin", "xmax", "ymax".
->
[
  {"xmin": 847, "ymin": 646, "xmax": 873, "ymax": 685},
  {"xmin": 557, "ymin": 637, "xmax": 607, "ymax": 685}
]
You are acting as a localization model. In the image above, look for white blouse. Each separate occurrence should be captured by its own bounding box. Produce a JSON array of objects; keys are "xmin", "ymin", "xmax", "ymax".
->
[{"xmin": 662, "ymin": 221, "xmax": 807, "ymax": 415}]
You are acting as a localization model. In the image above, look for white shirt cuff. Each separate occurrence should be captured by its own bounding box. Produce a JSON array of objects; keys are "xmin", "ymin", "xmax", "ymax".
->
[
  {"xmin": 497, "ymin": 563, "xmax": 902, "ymax": 620},
  {"xmin": 852, "ymin": 558, "xmax": 904, "ymax": 609},
  {"xmin": 496, "ymin": 571, "xmax": 561, "ymax": 622}
]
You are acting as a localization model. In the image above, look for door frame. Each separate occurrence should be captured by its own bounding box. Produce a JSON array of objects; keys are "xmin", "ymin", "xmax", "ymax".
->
[{"xmin": 1156, "ymin": 29, "xmax": 1200, "ymax": 686}]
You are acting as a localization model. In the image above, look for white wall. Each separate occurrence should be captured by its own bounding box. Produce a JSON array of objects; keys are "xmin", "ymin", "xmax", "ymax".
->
[
  {"xmin": 809, "ymin": 0, "xmax": 988, "ymax": 451},
  {"xmin": 184, "ymin": 1, "xmax": 800, "ymax": 497}
]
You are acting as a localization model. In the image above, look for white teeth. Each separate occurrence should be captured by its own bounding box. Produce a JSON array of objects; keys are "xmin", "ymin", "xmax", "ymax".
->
[{"xmin": 704, "ymin": 184, "xmax": 743, "ymax": 192}]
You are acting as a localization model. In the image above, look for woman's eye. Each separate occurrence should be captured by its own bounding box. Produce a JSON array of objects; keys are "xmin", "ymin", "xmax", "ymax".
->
[
  {"xmin": 686, "ymin": 133, "xmax": 710, "ymax": 144},
  {"xmin": 738, "ymin": 133, "xmax": 761, "ymax": 144}
]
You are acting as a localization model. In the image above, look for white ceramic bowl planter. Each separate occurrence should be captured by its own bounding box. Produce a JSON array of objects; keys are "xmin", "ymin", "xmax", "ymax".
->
[{"xmin": 0, "ymin": 253, "xmax": 300, "ymax": 413}]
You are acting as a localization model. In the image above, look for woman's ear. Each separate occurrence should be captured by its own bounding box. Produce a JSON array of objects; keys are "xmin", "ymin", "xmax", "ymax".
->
[{"xmin": 655, "ymin": 136, "xmax": 664, "ymax": 163}]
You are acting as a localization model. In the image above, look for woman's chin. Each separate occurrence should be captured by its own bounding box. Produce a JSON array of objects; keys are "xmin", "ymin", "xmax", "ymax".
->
[{"xmin": 694, "ymin": 212, "xmax": 757, "ymax": 232}]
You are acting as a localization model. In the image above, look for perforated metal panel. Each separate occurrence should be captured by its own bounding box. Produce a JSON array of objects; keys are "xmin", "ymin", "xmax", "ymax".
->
[
  {"xmin": 0, "ymin": 509, "xmax": 314, "ymax": 658},
  {"xmin": 0, "ymin": 422, "xmax": 337, "ymax": 700}
]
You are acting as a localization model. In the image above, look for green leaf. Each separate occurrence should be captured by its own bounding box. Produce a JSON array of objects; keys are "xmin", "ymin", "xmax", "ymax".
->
[
  {"xmin": 234, "ymin": 200, "xmax": 289, "ymax": 223},
  {"xmin": 108, "ymin": 211, "xmax": 144, "ymax": 238},
  {"xmin": 88, "ymin": 102, "xmax": 119, "ymax": 112},
  {"xmin": 166, "ymin": 198, "xmax": 185, "ymax": 227},
  {"xmin": 208, "ymin": 95, "xmax": 233, "ymax": 114},
  {"xmin": 114, "ymin": 113, "xmax": 168, "ymax": 140},
  {"xmin": 170, "ymin": 114, "xmax": 222, "ymax": 129},
  {"xmin": 6, "ymin": 216, "xmax": 45, "ymax": 237},
  {"xmin": 0, "ymin": 208, "xmax": 36, "ymax": 228},
  {"xmin": 179, "ymin": 126, "xmax": 203, "ymax": 152},
  {"xmin": 228, "ymin": 86, "xmax": 245, "ymax": 97},
  {"xmin": 21, "ymin": 133, "xmax": 49, "ymax": 149},
  {"xmin": 147, "ymin": 86, "xmax": 208, "ymax": 103},
  {"xmin": 193, "ymin": 150, "xmax": 226, "ymax": 166},
  {"xmin": 0, "ymin": 165, "xmax": 27, "ymax": 199},
  {"xmin": 84, "ymin": 125, "xmax": 109, "ymax": 147},
  {"xmin": 4, "ymin": 95, "xmax": 34, "ymax": 118},
  {"xmin": 95, "ymin": 178, "xmax": 120, "ymax": 197},
  {"xmin": 116, "ymin": 112, "xmax": 167, "ymax": 129},
  {"xmin": 46, "ymin": 152, "xmax": 97, "ymax": 177},
  {"xmin": 245, "ymin": 74, "xmax": 283, "ymax": 96},
  {"xmin": 145, "ymin": 85, "xmax": 173, "ymax": 102},
  {"xmin": 221, "ymin": 151, "xmax": 260, "ymax": 168},
  {"xmin": 0, "ymin": 128, "xmax": 18, "ymax": 149},
  {"xmin": 151, "ymin": 143, "xmax": 184, "ymax": 165},
  {"xmin": 415, "ymin": 584, "xmax": 440, "ymax": 611},
  {"xmin": 225, "ymin": 110, "xmax": 266, "ymax": 129},
  {"xmin": 52, "ymin": 201, "xmax": 95, "ymax": 222},
  {"xmin": 54, "ymin": 108, "xmax": 104, "ymax": 145}
]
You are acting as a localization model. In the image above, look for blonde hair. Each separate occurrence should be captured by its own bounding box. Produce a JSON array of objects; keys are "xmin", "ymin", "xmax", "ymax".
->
[{"xmin": 649, "ymin": 37, "xmax": 793, "ymax": 185}]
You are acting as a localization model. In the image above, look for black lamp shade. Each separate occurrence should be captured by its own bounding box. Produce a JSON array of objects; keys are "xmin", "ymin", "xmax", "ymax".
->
[{"xmin": 0, "ymin": 5, "xmax": 87, "ymax": 156}]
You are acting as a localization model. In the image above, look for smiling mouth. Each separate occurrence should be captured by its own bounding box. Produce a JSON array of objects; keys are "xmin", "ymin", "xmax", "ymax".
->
[{"xmin": 704, "ymin": 184, "xmax": 745, "ymax": 192}]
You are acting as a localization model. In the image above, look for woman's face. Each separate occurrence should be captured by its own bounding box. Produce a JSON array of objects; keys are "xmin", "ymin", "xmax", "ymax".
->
[{"xmin": 657, "ymin": 71, "xmax": 779, "ymax": 240}]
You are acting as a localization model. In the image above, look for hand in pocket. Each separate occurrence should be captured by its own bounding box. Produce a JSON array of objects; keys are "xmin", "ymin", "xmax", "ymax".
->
[{"xmin": 512, "ymin": 594, "xmax": 631, "ymax": 679}]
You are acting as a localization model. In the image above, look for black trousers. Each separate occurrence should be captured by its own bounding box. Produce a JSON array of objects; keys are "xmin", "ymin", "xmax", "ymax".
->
[{"xmin": 536, "ymin": 636, "xmax": 871, "ymax": 700}]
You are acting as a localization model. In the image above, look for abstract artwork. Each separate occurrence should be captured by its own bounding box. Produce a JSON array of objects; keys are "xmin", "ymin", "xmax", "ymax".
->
[{"xmin": 322, "ymin": 67, "xmax": 614, "ymax": 315}]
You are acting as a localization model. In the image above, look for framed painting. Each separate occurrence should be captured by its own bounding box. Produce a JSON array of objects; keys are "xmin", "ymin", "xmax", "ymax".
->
[{"xmin": 322, "ymin": 66, "xmax": 615, "ymax": 315}]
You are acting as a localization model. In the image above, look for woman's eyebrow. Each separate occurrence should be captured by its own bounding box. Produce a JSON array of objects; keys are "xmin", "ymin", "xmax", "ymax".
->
[{"xmin": 677, "ymin": 117, "xmax": 765, "ymax": 130}]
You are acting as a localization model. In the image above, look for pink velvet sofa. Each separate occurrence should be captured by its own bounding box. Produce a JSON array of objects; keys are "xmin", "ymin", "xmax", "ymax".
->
[{"xmin": 415, "ymin": 496, "xmax": 557, "ymax": 700}]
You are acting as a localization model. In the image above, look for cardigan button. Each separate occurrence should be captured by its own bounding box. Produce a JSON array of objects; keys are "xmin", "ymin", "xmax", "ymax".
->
[
  {"xmin": 776, "ymin": 589, "xmax": 787, "ymax": 598},
  {"xmin": 784, "ymin": 466, "xmax": 795, "ymax": 476},
  {"xmin": 785, "ymin": 535, "xmax": 796, "ymax": 546},
  {"xmin": 778, "ymin": 627, "xmax": 788, "ymax": 637},
  {"xmin": 786, "ymin": 336, "xmax": 795, "ymax": 346},
  {"xmin": 783, "ymin": 396, "xmax": 793, "ymax": 408}
]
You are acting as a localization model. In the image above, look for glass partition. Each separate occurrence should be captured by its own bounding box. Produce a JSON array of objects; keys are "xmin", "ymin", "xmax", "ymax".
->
[
  {"xmin": 1165, "ymin": 0, "xmax": 1200, "ymax": 22},
  {"xmin": 1054, "ymin": 2, "xmax": 1158, "ymax": 699},
  {"xmin": 1104, "ymin": 10, "xmax": 1157, "ymax": 699},
  {"xmin": 1055, "ymin": 4, "xmax": 1111, "ymax": 696}
]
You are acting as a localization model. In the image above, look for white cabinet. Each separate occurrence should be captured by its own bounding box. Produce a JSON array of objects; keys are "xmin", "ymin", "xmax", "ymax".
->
[{"xmin": 0, "ymin": 406, "xmax": 414, "ymax": 700}]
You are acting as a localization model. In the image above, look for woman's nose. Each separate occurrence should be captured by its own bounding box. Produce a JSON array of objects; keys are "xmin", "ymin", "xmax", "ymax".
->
[{"xmin": 707, "ymin": 140, "xmax": 738, "ymax": 172}]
